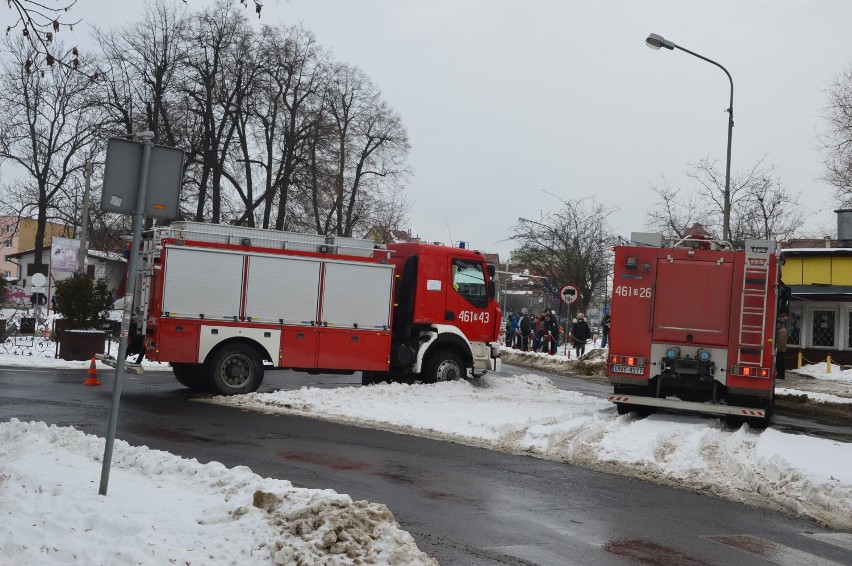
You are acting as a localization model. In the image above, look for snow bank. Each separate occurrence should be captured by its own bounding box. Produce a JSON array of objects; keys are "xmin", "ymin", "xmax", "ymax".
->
[{"xmin": 0, "ymin": 419, "xmax": 436, "ymax": 565}]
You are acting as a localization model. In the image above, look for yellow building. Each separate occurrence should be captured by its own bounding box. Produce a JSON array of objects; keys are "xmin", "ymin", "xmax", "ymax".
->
[
  {"xmin": 780, "ymin": 210, "xmax": 852, "ymax": 364},
  {"xmin": 1, "ymin": 217, "xmax": 74, "ymax": 280}
]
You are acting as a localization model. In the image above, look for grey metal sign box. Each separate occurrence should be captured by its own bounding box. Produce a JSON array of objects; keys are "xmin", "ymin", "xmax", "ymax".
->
[{"xmin": 101, "ymin": 138, "xmax": 184, "ymax": 220}]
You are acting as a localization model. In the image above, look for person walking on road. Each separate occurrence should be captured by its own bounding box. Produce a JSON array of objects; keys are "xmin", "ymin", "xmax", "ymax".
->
[
  {"xmin": 570, "ymin": 313, "xmax": 592, "ymax": 358},
  {"xmin": 776, "ymin": 320, "xmax": 788, "ymax": 380}
]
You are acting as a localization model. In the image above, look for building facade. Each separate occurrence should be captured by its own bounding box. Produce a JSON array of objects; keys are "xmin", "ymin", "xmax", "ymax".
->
[
  {"xmin": 0, "ymin": 217, "xmax": 74, "ymax": 281},
  {"xmin": 780, "ymin": 246, "xmax": 852, "ymax": 365},
  {"xmin": 3, "ymin": 247, "xmax": 126, "ymax": 310}
]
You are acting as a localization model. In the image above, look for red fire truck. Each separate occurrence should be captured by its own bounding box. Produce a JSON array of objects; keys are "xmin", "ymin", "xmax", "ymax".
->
[
  {"xmin": 127, "ymin": 222, "xmax": 501, "ymax": 395},
  {"xmin": 606, "ymin": 234, "xmax": 783, "ymax": 426}
]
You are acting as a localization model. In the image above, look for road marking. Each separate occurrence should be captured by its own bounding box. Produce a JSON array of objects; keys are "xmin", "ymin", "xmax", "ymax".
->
[
  {"xmin": 803, "ymin": 532, "xmax": 852, "ymax": 553},
  {"xmin": 705, "ymin": 534, "xmax": 846, "ymax": 566}
]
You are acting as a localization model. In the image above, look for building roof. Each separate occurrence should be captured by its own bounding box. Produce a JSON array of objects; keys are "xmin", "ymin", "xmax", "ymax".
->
[
  {"xmin": 780, "ymin": 247, "xmax": 852, "ymax": 256},
  {"xmin": 788, "ymin": 285, "xmax": 852, "ymax": 300},
  {"xmin": 5, "ymin": 247, "xmax": 126, "ymax": 263}
]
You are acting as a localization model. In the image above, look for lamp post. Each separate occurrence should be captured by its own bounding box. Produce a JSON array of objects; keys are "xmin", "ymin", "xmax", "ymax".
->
[{"xmin": 645, "ymin": 32, "xmax": 734, "ymax": 243}]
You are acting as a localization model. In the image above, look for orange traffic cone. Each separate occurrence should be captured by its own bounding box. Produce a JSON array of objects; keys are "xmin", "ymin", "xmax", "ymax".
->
[{"xmin": 83, "ymin": 357, "xmax": 101, "ymax": 386}]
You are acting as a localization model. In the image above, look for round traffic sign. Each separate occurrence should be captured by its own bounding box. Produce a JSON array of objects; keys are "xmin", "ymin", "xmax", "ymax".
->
[
  {"xmin": 559, "ymin": 284, "xmax": 579, "ymax": 305},
  {"xmin": 32, "ymin": 273, "xmax": 46, "ymax": 287}
]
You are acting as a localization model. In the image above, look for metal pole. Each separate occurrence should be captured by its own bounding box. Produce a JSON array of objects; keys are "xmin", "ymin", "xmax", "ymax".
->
[
  {"xmin": 670, "ymin": 43, "xmax": 734, "ymax": 242},
  {"xmin": 723, "ymin": 89, "xmax": 734, "ymax": 244},
  {"xmin": 77, "ymin": 161, "xmax": 92, "ymax": 274},
  {"xmin": 99, "ymin": 132, "xmax": 153, "ymax": 495}
]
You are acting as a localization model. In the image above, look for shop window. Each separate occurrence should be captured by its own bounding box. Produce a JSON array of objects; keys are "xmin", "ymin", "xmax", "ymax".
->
[
  {"xmin": 786, "ymin": 307, "xmax": 802, "ymax": 347},
  {"xmin": 811, "ymin": 309, "xmax": 836, "ymax": 348}
]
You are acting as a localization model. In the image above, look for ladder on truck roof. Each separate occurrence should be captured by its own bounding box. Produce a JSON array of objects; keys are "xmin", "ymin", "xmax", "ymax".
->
[{"xmin": 736, "ymin": 240, "xmax": 776, "ymax": 366}]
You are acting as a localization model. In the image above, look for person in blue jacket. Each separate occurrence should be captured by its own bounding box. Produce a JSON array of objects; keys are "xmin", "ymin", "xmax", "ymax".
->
[{"xmin": 509, "ymin": 312, "xmax": 520, "ymax": 348}]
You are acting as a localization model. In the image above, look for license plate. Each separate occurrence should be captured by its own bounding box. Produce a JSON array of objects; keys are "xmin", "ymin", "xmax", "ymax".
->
[{"xmin": 612, "ymin": 364, "xmax": 644, "ymax": 375}]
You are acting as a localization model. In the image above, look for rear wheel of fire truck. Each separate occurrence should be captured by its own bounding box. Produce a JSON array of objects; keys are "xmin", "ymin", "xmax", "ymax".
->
[
  {"xmin": 171, "ymin": 363, "xmax": 209, "ymax": 392},
  {"xmin": 207, "ymin": 344, "xmax": 264, "ymax": 395},
  {"xmin": 613, "ymin": 384, "xmax": 655, "ymax": 417},
  {"xmin": 421, "ymin": 350, "xmax": 464, "ymax": 383},
  {"xmin": 726, "ymin": 395, "xmax": 773, "ymax": 428}
]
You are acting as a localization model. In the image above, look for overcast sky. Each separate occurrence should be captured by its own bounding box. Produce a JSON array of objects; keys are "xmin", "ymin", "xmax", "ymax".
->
[{"xmin": 72, "ymin": 0, "xmax": 852, "ymax": 258}]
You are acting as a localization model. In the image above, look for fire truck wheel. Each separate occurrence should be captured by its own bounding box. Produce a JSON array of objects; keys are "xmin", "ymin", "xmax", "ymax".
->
[
  {"xmin": 422, "ymin": 350, "xmax": 464, "ymax": 383},
  {"xmin": 208, "ymin": 344, "xmax": 264, "ymax": 394},
  {"xmin": 171, "ymin": 363, "xmax": 209, "ymax": 392},
  {"xmin": 615, "ymin": 403, "xmax": 653, "ymax": 417},
  {"xmin": 615, "ymin": 403, "xmax": 634, "ymax": 415}
]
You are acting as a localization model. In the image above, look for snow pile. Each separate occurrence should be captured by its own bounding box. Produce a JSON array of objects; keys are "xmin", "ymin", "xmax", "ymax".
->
[
  {"xmin": 795, "ymin": 362, "xmax": 852, "ymax": 383},
  {"xmin": 499, "ymin": 345, "xmax": 608, "ymax": 377},
  {"xmin": 0, "ymin": 419, "xmax": 436, "ymax": 566},
  {"xmin": 205, "ymin": 375, "xmax": 852, "ymax": 530}
]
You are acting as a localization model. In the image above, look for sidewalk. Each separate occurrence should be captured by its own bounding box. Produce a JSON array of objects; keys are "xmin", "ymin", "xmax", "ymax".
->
[{"xmin": 781, "ymin": 369, "xmax": 852, "ymax": 400}]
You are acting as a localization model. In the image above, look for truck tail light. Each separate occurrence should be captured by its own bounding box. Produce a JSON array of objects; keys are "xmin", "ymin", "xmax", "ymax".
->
[
  {"xmin": 730, "ymin": 365, "xmax": 770, "ymax": 378},
  {"xmin": 611, "ymin": 355, "xmax": 646, "ymax": 367}
]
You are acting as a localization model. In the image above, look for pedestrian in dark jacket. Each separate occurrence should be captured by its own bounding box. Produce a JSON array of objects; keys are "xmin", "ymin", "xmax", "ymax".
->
[
  {"xmin": 532, "ymin": 313, "xmax": 544, "ymax": 352},
  {"xmin": 519, "ymin": 308, "xmax": 532, "ymax": 351},
  {"xmin": 570, "ymin": 313, "xmax": 592, "ymax": 358},
  {"xmin": 600, "ymin": 312, "xmax": 611, "ymax": 348},
  {"xmin": 776, "ymin": 320, "xmax": 788, "ymax": 380},
  {"xmin": 541, "ymin": 311, "xmax": 560, "ymax": 355}
]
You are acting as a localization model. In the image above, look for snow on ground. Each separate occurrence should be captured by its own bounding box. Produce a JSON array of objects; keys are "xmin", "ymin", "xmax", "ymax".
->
[
  {"xmin": 795, "ymin": 361, "xmax": 852, "ymax": 383},
  {"xmin": 775, "ymin": 388, "xmax": 852, "ymax": 405},
  {"xmin": 203, "ymin": 373, "xmax": 852, "ymax": 531},
  {"xmin": 2, "ymin": 341, "xmax": 852, "ymax": 562},
  {"xmin": 0, "ymin": 419, "xmax": 437, "ymax": 566}
]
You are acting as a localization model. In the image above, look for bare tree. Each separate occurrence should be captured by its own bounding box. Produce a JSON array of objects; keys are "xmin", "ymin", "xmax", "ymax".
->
[
  {"xmin": 4, "ymin": 0, "xmax": 85, "ymax": 74},
  {"xmin": 645, "ymin": 157, "xmax": 806, "ymax": 245},
  {"xmin": 0, "ymin": 36, "xmax": 103, "ymax": 268},
  {"xmin": 180, "ymin": 1, "xmax": 253, "ymax": 223},
  {"xmin": 644, "ymin": 176, "xmax": 712, "ymax": 239},
  {"xmin": 246, "ymin": 24, "xmax": 326, "ymax": 230},
  {"xmin": 318, "ymin": 64, "xmax": 411, "ymax": 236},
  {"xmin": 510, "ymin": 196, "xmax": 618, "ymax": 316},
  {"xmin": 821, "ymin": 63, "xmax": 852, "ymax": 204}
]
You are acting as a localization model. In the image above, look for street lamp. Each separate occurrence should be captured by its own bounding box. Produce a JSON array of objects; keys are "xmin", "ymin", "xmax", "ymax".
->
[{"xmin": 645, "ymin": 32, "xmax": 734, "ymax": 243}]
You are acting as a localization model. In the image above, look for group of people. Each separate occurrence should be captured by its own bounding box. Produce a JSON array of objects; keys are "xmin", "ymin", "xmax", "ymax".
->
[
  {"xmin": 505, "ymin": 308, "xmax": 561, "ymax": 355},
  {"xmin": 505, "ymin": 309, "xmax": 607, "ymax": 358}
]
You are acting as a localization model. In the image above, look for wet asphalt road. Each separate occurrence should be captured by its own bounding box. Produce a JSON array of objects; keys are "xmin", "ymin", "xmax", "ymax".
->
[{"xmin": 1, "ymin": 364, "xmax": 850, "ymax": 565}]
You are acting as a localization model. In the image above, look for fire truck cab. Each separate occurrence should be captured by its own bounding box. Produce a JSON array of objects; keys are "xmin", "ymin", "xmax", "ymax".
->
[
  {"xmin": 607, "ymin": 234, "xmax": 782, "ymax": 427},
  {"xmin": 130, "ymin": 222, "xmax": 501, "ymax": 395}
]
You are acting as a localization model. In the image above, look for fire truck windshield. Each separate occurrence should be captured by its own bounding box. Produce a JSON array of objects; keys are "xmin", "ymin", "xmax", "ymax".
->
[{"xmin": 452, "ymin": 259, "xmax": 487, "ymax": 306}]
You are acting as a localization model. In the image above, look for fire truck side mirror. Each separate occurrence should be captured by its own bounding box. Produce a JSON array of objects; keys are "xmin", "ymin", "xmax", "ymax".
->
[{"xmin": 488, "ymin": 281, "xmax": 496, "ymax": 300}]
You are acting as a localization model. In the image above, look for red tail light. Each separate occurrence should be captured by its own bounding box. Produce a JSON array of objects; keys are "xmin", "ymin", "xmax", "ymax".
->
[{"xmin": 730, "ymin": 365, "xmax": 771, "ymax": 378}]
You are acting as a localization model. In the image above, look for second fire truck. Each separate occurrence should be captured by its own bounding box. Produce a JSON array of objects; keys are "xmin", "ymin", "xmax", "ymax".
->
[{"xmin": 606, "ymin": 233, "xmax": 786, "ymax": 427}]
